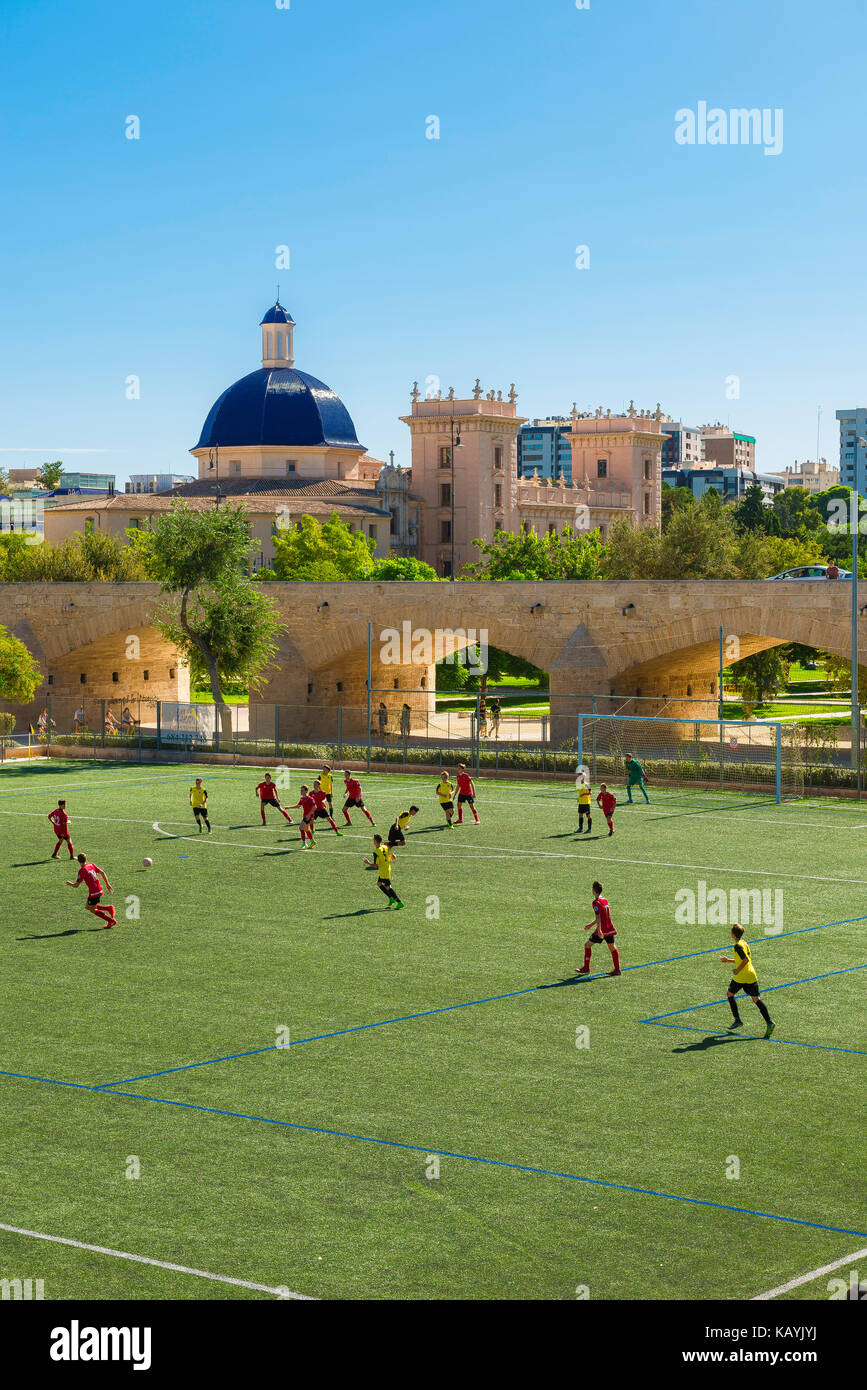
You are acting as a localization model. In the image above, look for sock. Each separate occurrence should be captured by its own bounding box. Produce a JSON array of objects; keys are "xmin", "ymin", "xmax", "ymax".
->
[
  {"xmin": 609, "ymin": 947, "xmax": 621, "ymax": 972},
  {"xmin": 756, "ymin": 999, "xmax": 772, "ymax": 1025},
  {"xmin": 587, "ymin": 818, "xmax": 592, "ymax": 831},
  {"xmin": 642, "ymin": 787, "xmax": 650, "ymax": 802},
  {"xmin": 282, "ymin": 809, "xmax": 293, "ymax": 822},
  {"xmin": 364, "ymin": 809, "xmax": 375, "ymax": 824},
  {"xmin": 261, "ymin": 811, "xmax": 267, "ymax": 824},
  {"xmin": 472, "ymin": 809, "xmax": 479, "ymax": 823},
  {"xmin": 728, "ymin": 996, "xmax": 741, "ymax": 1022},
  {"xmin": 583, "ymin": 944, "xmax": 592, "ymax": 971}
]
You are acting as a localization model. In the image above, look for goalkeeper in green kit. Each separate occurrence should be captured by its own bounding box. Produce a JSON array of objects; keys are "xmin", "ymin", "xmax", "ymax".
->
[{"xmin": 624, "ymin": 754, "xmax": 650, "ymax": 804}]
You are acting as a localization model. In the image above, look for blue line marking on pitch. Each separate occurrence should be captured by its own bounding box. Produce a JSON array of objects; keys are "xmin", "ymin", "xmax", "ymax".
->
[
  {"xmin": 101, "ymin": 914, "xmax": 867, "ymax": 1088},
  {"xmin": 88, "ymin": 1085, "xmax": 866, "ymax": 1240},
  {"xmin": 641, "ymin": 962, "xmax": 867, "ymax": 1024}
]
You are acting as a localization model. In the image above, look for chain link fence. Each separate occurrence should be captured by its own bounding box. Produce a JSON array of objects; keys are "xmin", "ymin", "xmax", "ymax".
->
[{"xmin": 1, "ymin": 692, "xmax": 862, "ymax": 796}]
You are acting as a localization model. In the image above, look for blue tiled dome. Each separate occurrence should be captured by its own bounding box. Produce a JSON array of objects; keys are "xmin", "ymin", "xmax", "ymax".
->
[
  {"xmin": 260, "ymin": 302, "xmax": 295, "ymax": 325},
  {"xmin": 195, "ymin": 367, "xmax": 363, "ymax": 450}
]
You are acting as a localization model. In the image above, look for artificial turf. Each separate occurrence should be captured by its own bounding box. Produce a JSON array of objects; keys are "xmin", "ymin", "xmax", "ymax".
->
[{"xmin": 0, "ymin": 757, "xmax": 864, "ymax": 1301}]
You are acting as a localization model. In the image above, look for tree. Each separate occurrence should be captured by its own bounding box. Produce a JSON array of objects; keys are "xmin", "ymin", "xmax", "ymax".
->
[
  {"xmin": 602, "ymin": 497, "xmax": 742, "ymax": 579},
  {"xmin": 0, "ymin": 467, "xmax": 9, "ymax": 495},
  {"xmin": 369, "ymin": 555, "xmax": 439, "ymax": 581},
  {"xmin": 462, "ymin": 525, "xmax": 604, "ymax": 580},
  {"xmin": 729, "ymin": 648, "xmax": 790, "ymax": 708},
  {"xmin": 732, "ymin": 482, "xmax": 773, "ymax": 534},
  {"xmin": 141, "ymin": 502, "xmax": 285, "ymax": 736},
  {"xmin": 771, "ymin": 486, "xmax": 821, "ymax": 537},
  {"xmin": 819, "ymin": 653, "xmax": 867, "ymax": 704},
  {"xmin": 0, "ymin": 624, "xmax": 42, "ymax": 704},
  {"xmin": 735, "ymin": 532, "xmax": 827, "ymax": 579},
  {"xmin": 0, "ymin": 529, "xmax": 148, "ymax": 581},
  {"xmin": 37, "ymin": 460, "xmax": 64, "ymax": 491},
  {"xmin": 271, "ymin": 512, "xmax": 375, "ymax": 580},
  {"xmin": 661, "ymin": 484, "xmax": 696, "ymax": 528}
]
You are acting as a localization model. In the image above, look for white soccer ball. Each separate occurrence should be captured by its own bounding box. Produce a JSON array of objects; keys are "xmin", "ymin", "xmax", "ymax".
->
[{"xmin": 142, "ymin": 857, "xmax": 153, "ymax": 868}]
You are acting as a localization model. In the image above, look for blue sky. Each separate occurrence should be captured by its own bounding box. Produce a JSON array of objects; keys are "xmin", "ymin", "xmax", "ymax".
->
[{"xmin": 0, "ymin": 0, "xmax": 865, "ymax": 484}]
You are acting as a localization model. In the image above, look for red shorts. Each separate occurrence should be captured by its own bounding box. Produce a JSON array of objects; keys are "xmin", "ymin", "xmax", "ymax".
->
[{"xmin": 54, "ymin": 831, "xmax": 70, "ymax": 841}]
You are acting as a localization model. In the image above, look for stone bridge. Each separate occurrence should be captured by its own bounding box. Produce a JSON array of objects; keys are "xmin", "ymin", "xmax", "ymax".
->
[{"xmin": 0, "ymin": 580, "xmax": 863, "ymax": 742}]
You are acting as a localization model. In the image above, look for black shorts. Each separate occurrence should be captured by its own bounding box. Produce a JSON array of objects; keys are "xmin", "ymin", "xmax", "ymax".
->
[
  {"xmin": 439, "ymin": 800, "xmax": 454, "ymax": 812},
  {"xmin": 457, "ymin": 793, "xmax": 474, "ymax": 804},
  {"xmin": 578, "ymin": 803, "xmax": 591, "ymax": 814},
  {"xmin": 729, "ymin": 979, "xmax": 759, "ymax": 997},
  {"xmin": 388, "ymin": 826, "xmax": 405, "ymax": 846},
  {"xmin": 313, "ymin": 808, "xmax": 331, "ymax": 819},
  {"xmin": 303, "ymin": 815, "xmax": 315, "ymax": 827},
  {"xmin": 261, "ymin": 798, "xmax": 279, "ymax": 810},
  {"xmin": 193, "ymin": 806, "xmax": 207, "ymax": 818},
  {"xmin": 377, "ymin": 877, "xmax": 392, "ymax": 888},
  {"xmin": 589, "ymin": 929, "xmax": 617, "ymax": 944},
  {"xmin": 344, "ymin": 796, "xmax": 364, "ymax": 809},
  {"xmin": 87, "ymin": 893, "xmax": 102, "ymax": 907}
]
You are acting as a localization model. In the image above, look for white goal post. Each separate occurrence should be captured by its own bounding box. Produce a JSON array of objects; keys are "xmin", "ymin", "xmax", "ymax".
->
[{"xmin": 576, "ymin": 714, "xmax": 803, "ymax": 803}]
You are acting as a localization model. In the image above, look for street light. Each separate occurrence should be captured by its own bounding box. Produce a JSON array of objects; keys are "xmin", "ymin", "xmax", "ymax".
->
[
  {"xmin": 850, "ymin": 440, "xmax": 865, "ymax": 782},
  {"xmin": 449, "ymin": 416, "xmax": 461, "ymax": 580}
]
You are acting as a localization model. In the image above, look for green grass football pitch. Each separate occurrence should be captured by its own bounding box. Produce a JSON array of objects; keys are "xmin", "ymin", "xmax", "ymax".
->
[{"xmin": 0, "ymin": 757, "xmax": 864, "ymax": 1302}]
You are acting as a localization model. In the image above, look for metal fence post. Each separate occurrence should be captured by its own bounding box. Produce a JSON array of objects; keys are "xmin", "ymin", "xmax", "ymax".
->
[
  {"xmin": 775, "ymin": 722, "xmax": 782, "ymax": 804},
  {"xmin": 156, "ymin": 701, "xmax": 161, "ymax": 751}
]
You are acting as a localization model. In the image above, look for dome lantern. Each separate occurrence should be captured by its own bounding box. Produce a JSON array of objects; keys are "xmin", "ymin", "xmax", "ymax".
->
[{"xmin": 260, "ymin": 301, "xmax": 295, "ymax": 369}]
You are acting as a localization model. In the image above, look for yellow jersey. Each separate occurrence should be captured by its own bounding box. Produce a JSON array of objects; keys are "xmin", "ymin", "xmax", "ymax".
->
[
  {"xmin": 732, "ymin": 940, "xmax": 757, "ymax": 985},
  {"xmin": 374, "ymin": 844, "xmax": 394, "ymax": 879},
  {"xmin": 436, "ymin": 779, "xmax": 453, "ymax": 804},
  {"xmin": 577, "ymin": 783, "xmax": 591, "ymax": 805},
  {"xmin": 320, "ymin": 771, "xmax": 332, "ymax": 794},
  {"xmin": 190, "ymin": 786, "xmax": 207, "ymax": 808},
  {"xmin": 396, "ymin": 809, "xmax": 412, "ymax": 830}
]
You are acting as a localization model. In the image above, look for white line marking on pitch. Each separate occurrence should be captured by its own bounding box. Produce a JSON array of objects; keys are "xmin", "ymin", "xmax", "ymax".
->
[
  {"xmin": 149, "ymin": 823, "xmax": 867, "ymax": 883},
  {"xmin": 752, "ymin": 1245, "xmax": 867, "ymax": 1300},
  {"xmin": 0, "ymin": 1221, "xmax": 316, "ymax": 1299}
]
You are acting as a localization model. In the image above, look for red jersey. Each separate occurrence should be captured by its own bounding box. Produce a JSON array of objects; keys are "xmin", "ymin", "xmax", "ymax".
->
[
  {"xmin": 310, "ymin": 788, "xmax": 328, "ymax": 810},
  {"xmin": 49, "ymin": 808, "xmax": 69, "ymax": 835},
  {"xmin": 456, "ymin": 772, "xmax": 474, "ymax": 796},
  {"xmin": 344, "ymin": 778, "xmax": 362, "ymax": 800},
  {"xmin": 76, "ymin": 862, "xmax": 102, "ymax": 895},
  {"xmin": 597, "ymin": 791, "xmax": 617, "ymax": 816},
  {"xmin": 256, "ymin": 781, "xmax": 279, "ymax": 802},
  {"xmin": 296, "ymin": 794, "xmax": 316, "ymax": 818},
  {"xmin": 593, "ymin": 896, "xmax": 615, "ymax": 937}
]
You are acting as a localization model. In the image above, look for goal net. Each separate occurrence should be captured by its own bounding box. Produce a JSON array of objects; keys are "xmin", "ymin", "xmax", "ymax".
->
[{"xmin": 577, "ymin": 714, "xmax": 804, "ymax": 802}]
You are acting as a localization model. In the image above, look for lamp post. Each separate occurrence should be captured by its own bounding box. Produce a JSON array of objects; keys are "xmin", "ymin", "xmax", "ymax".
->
[
  {"xmin": 850, "ymin": 441, "xmax": 864, "ymax": 780},
  {"xmin": 449, "ymin": 415, "xmax": 461, "ymax": 580}
]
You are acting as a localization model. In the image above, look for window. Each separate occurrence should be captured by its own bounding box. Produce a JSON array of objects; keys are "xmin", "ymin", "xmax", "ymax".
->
[
  {"xmin": 494, "ymin": 446, "xmax": 503, "ymax": 470},
  {"xmin": 438, "ymin": 446, "xmax": 451, "ymax": 469},
  {"xmin": 112, "ymin": 672, "xmax": 118, "ymax": 682},
  {"xmin": 643, "ymin": 493, "xmax": 651, "ymax": 515},
  {"xmin": 143, "ymin": 670, "xmax": 149, "ymax": 681},
  {"xmin": 440, "ymin": 519, "xmax": 451, "ymax": 542},
  {"xmin": 129, "ymin": 518, "xmax": 140, "ymax": 530},
  {"xmin": 440, "ymin": 482, "xmax": 451, "ymax": 506},
  {"xmin": 336, "ymin": 681, "xmax": 343, "ymax": 692},
  {"xmin": 494, "ymin": 484, "xmax": 502, "ymax": 508},
  {"xmin": 644, "ymin": 459, "xmax": 652, "ymax": 480},
  {"xmin": 441, "ymin": 558, "xmax": 452, "ymax": 577},
  {"xmin": 548, "ymin": 522, "xmax": 556, "ymax": 535},
  {"xmin": 368, "ymin": 524, "xmax": 377, "ymax": 541},
  {"xmin": 80, "ymin": 674, "xmax": 86, "ymax": 684},
  {"xmin": 597, "ymin": 459, "xmax": 607, "ymax": 478},
  {"xmin": 231, "ymin": 460, "xmax": 242, "ymax": 476},
  {"xmin": 285, "ymin": 461, "xmax": 296, "ymax": 474}
]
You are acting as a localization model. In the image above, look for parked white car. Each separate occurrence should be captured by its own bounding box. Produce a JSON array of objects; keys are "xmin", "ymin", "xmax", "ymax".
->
[{"xmin": 766, "ymin": 564, "xmax": 853, "ymax": 581}]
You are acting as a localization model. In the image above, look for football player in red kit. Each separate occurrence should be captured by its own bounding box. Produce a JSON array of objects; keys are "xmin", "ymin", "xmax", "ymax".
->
[
  {"xmin": 342, "ymin": 772, "xmax": 375, "ymax": 826},
  {"xmin": 310, "ymin": 779, "xmax": 343, "ymax": 835},
  {"xmin": 66, "ymin": 853, "xmax": 117, "ymax": 928},
  {"xmin": 48, "ymin": 800, "xmax": 74, "ymax": 859},
  {"xmin": 575, "ymin": 880, "xmax": 621, "ymax": 977},
  {"xmin": 255, "ymin": 772, "xmax": 293, "ymax": 825},
  {"xmin": 455, "ymin": 764, "xmax": 479, "ymax": 824},
  {"xmin": 596, "ymin": 784, "xmax": 617, "ymax": 836},
  {"xmin": 290, "ymin": 786, "xmax": 318, "ymax": 848}
]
